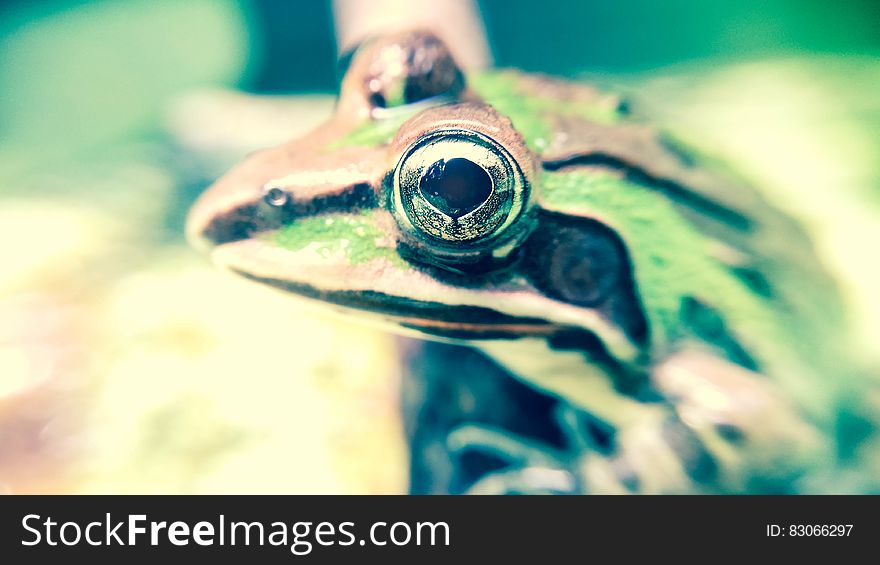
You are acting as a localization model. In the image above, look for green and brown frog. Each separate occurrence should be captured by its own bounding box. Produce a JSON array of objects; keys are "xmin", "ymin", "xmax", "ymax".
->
[{"xmin": 187, "ymin": 31, "xmax": 877, "ymax": 494}]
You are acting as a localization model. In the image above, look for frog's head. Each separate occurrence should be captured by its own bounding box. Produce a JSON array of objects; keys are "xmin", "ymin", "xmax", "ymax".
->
[{"xmin": 187, "ymin": 30, "xmax": 650, "ymax": 363}]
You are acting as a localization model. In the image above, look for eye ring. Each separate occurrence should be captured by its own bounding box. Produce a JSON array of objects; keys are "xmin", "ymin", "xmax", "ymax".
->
[{"xmin": 391, "ymin": 128, "xmax": 530, "ymax": 262}]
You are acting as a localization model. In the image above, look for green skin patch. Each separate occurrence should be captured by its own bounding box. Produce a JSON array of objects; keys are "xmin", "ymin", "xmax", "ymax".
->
[
  {"xmin": 328, "ymin": 113, "xmax": 414, "ymax": 149},
  {"xmin": 269, "ymin": 211, "xmax": 407, "ymax": 269},
  {"xmin": 540, "ymin": 168, "xmax": 843, "ymax": 418},
  {"xmin": 540, "ymin": 170, "xmax": 778, "ymax": 349},
  {"xmin": 467, "ymin": 71, "xmax": 623, "ymax": 152}
]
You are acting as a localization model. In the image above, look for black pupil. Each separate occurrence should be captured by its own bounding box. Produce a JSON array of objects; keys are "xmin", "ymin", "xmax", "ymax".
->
[{"xmin": 419, "ymin": 158, "xmax": 492, "ymax": 218}]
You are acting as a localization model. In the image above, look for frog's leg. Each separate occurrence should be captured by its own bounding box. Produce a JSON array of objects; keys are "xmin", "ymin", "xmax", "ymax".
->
[
  {"xmin": 447, "ymin": 417, "xmax": 644, "ymax": 495},
  {"xmin": 465, "ymin": 467, "xmax": 579, "ymax": 495},
  {"xmin": 403, "ymin": 336, "xmax": 644, "ymax": 495},
  {"xmin": 447, "ymin": 424, "xmax": 581, "ymax": 494},
  {"xmin": 450, "ymin": 407, "xmax": 658, "ymax": 495},
  {"xmin": 399, "ymin": 338, "xmax": 569, "ymax": 494}
]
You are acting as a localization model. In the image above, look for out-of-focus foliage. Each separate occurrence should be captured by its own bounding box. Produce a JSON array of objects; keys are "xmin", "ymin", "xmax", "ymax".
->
[
  {"xmin": 0, "ymin": 0, "xmax": 405, "ymax": 494},
  {"xmin": 0, "ymin": 0, "xmax": 249, "ymax": 176}
]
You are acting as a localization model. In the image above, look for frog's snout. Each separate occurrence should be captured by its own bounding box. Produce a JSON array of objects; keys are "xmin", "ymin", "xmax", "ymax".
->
[
  {"xmin": 186, "ymin": 150, "xmax": 294, "ymax": 254},
  {"xmin": 185, "ymin": 190, "xmax": 217, "ymax": 254},
  {"xmin": 186, "ymin": 194, "xmax": 254, "ymax": 252},
  {"xmin": 185, "ymin": 182, "xmax": 264, "ymax": 254}
]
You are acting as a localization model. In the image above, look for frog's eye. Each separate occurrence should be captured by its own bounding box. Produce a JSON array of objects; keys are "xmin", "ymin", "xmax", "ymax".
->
[
  {"xmin": 391, "ymin": 128, "xmax": 530, "ymax": 264},
  {"xmin": 365, "ymin": 35, "xmax": 464, "ymax": 111},
  {"xmin": 340, "ymin": 31, "xmax": 465, "ymax": 118}
]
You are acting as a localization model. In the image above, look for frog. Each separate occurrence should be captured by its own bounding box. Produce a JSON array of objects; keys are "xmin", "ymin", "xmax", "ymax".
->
[{"xmin": 186, "ymin": 30, "xmax": 878, "ymax": 494}]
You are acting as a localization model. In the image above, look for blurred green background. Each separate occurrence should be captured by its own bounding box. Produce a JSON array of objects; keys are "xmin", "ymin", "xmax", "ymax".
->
[{"xmin": 0, "ymin": 0, "xmax": 877, "ymax": 493}]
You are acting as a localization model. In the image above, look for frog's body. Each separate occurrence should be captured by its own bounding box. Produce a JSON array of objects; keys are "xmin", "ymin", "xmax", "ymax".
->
[{"xmin": 187, "ymin": 31, "xmax": 876, "ymax": 493}]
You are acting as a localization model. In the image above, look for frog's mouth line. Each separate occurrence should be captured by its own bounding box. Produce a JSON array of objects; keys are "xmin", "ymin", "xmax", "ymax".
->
[{"xmin": 232, "ymin": 269, "xmax": 562, "ymax": 340}]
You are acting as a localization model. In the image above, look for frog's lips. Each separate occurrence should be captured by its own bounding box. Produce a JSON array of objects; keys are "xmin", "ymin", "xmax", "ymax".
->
[
  {"xmin": 239, "ymin": 272, "xmax": 561, "ymax": 340},
  {"xmin": 206, "ymin": 237, "xmax": 560, "ymax": 340}
]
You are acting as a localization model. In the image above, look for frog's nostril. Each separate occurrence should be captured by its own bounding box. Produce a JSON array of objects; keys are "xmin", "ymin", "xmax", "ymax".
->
[
  {"xmin": 263, "ymin": 187, "xmax": 289, "ymax": 207},
  {"xmin": 419, "ymin": 158, "xmax": 492, "ymax": 218}
]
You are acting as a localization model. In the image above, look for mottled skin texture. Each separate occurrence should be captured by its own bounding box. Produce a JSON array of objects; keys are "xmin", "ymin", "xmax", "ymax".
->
[{"xmin": 187, "ymin": 31, "xmax": 876, "ymax": 493}]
